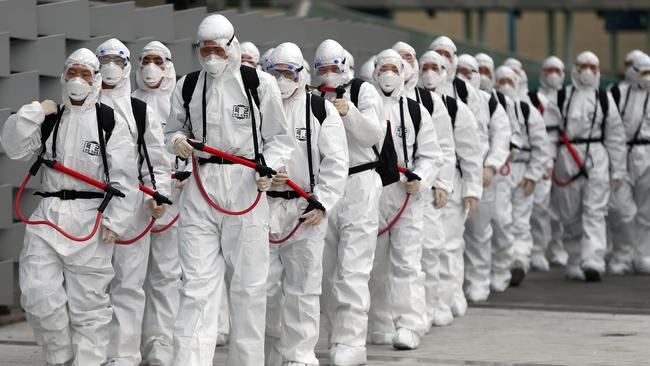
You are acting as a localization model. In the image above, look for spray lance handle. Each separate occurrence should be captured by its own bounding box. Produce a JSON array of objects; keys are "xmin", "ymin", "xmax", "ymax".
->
[
  {"xmin": 398, "ymin": 166, "xmax": 421, "ymax": 182},
  {"xmin": 186, "ymin": 139, "xmax": 277, "ymax": 178},
  {"xmin": 316, "ymin": 85, "xmax": 346, "ymax": 99},
  {"xmin": 299, "ymin": 195, "xmax": 326, "ymax": 222},
  {"xmin": 98, "ymin": 182, "xmax": 125, "ymax": 213},
  {"xmin": 172, "ymin": 171, "xmax": 192, "ymax": 182}
]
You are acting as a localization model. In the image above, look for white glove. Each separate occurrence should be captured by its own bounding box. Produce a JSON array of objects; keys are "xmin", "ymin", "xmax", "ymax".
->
[
  {"xmin": 102, "ymin": 226, "xmax": 118, "ymax": 243},
  {"xmin": 41, "ymin": 100, "xmax": 58, "ymax": 116},
  {"xmin": 173, "ymin": 137, "xmax": 194, "ymax": 159},
  {"xmin": 255, "ymin": 172, "xmax": 272, "ymax": 192}
]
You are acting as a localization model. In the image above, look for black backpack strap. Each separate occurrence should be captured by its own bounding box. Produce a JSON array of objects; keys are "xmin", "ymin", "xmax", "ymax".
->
[
  {"xmin": 181, "ymin": 70, "xmax": 201, "ymax": 129},
  {"xmin": 417, "ymin": 87, "xmax": 434, "ymax": 115},
  {"xmin": 350, "ymin": 78, "xmax": 364, "ymax": 108},
  {"xmin": 305, "ymin": 93, "xmax": 315, "ymax": 192},
  {"xmin": 520, "ymin": 101, "xmax": 530, "ymax": 136},
  {"xmin": 41, "ymin": 105, "xmax": 65, "ymax": 158},
  {"xmin": 528, "ymin": 90, "xmax": 542, "ymax": 111},
  {"xmin": 240, "ymin": 65, "xmax": 263, "ymax": 162},
  {"xmin": 131, "ymin": 97, "xmax": 156, "ymax": 190},
  {"xmin": 557, "ymin": 87, "xmax": 567, "ymax": 118},
  {"xmin": 310, "ymin": 94, "xmax": 327, "ymax": 125},
  {"xmin": 407, "ymin": 97, "xmax": 421, "ymax": 159},
  {"xmin": 488, "ymin": 93, "xmax": 498, "ymax": 117},
  {"xmin": 445, "ymin": 95, "xmax": 458, "ymax": 129},
  {"xmin": 611, "ymin": 83, "xmax": 621, "ymax": 110},
  {"xmin": 496, "ymin": 91, "xmax": 507, "ymax": 111},
  {"xmin": 96, "ymin": 103, "xmax": 116, "ymax": 182},
  {"xmin": 453, "ymin": 77, "xmax": 468, "ymax": 104},
  {"xmin": 598, "ymin": 88, "xmax": 609, "ymax": 141},
  {"xmin": 399, "ymin": 97, "xmax": 410, "ymax": 167}
]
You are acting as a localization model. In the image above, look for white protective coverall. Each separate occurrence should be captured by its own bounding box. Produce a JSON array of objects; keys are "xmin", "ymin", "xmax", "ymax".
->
[
  {"xmin": 358, "ymin": 55, "xmax": 376, "ymax": 83},
  {"xmin": 316, "ymin": 39, "xmax": 384, "ymax": 364},
  {"xmin": 164, "ymin": 15, "xmax": 293, "ymax": 366},
  {"xmin": 529, "ymin": 56, "xmax": 568, "ymax": 271},
  {"xmin": 546, "ymin": 51, "xmax": 627, "ymax": 280},
  {"xmin": 367, "ymin": 49, "xmax": 443, "ymax": 349},
  {"xmin": 417, "ymin": 50, "xmax": 483, "ymax": 326},
  {"xmin": 0, "ymin": 48, "xmax": 137, "ymax": 365},
  {"xmin": 490, "ymin": 66, "xmax": 551, "ymax": 289},
  {"xmin": 96, "ymin": 38, "xmax": 171, "ymax": 366},
  {"xmin": 459, "ymin": 54, "xmax": 512, "ymax": 302},
  {"xmin": 344, "ymin": 49, "xmax": 356, "ymax": 80},
  {"xmin": 131, "ymin": 41, "xmax": 183, "ymax": 365},
  {"xmin": 607, "ymin": 53, "xmax": 650, "ymax": 275},
  {"xmin": 609, "ymin": 49, "xmax": 647, "ymax": 97},
  {"xmin": 430, "ymin": 37, "xmax": 489, "ymax": 318},
  {"xmin": 240, "ymin": 41, "xmax": 260, "ymax": 69},
  {"xmin": 394, "ymin": 42, "xmax": 458, "ymax": 317},
  {"xmin": 263, "ymin": 42, "xmax": 349, "ymax": 366}
]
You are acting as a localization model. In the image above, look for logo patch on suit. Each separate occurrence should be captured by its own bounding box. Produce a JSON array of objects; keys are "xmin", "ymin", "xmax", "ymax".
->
[
  {"xmin": 295, "ymin": 128, "xmax": 308, "ymax": 141},
  {"xmin": 396, "ymin": 126, "xmax": 409, "ymax": 138},
  {"xmin": 83, "ymin": 141, "xmax": 101, "ymax": 156},
  {"xmin": 232, "ymin": 104, "xmax": 250, "ymax": 119}
]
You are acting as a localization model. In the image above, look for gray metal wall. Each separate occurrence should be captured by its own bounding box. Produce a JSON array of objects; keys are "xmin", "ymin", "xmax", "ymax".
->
[{"xmin": 0, "ymin": 0, "xmax": 407, "ymax": 305}]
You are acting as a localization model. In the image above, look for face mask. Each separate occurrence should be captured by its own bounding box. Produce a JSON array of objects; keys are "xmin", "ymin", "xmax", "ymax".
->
[
  {"xmin": 65, "ymin": 76, "xmax": 92, "ymax": 101},
  {"xmin": 378, "ymin": 71, "xmax": 401, "ymax": 93},
  {"xmin": 579, "ymin": 69, "xmax": 598, "ymax": 88},
  {"xmin": 142, "ymin": 63, "xmax": 164, "ymax": 87},
  {"xmin": 498, "ymin": 84, "xmax": 516, "ymax": 100},
  {"xmin": 321, "ymin": 71, "xmax": 343, "ymax": 87},
  {"xmin": 421, "ymin": 70, "xmax": 443, "ymax": 90},
  {"xmin": 639, "ymin": 75, "xmax": 650, "ymax": 90},
  {"xmin": 276, "ymin": 77, "xmax": 298, "ymax": 99},
  {"xmin": 100, "ymin": 62, "xmax": 124, "ymax": 86},
  {"xmin": 402, "ymin": 62, "xmax": 415, "ymax": 84},
  {"xmin": 202, "ymin": 54, "xmax": 229, "ymax": 78},
  {"xmin": 545, "ymin": 73, "xmax": 564, "ymax": 90},
  {"xmin": 479, "ymin": 74, "xmax": 493, "ymax": 91},
  {"xmin": 625, "ymin": 66, "xmax": 637, "ymax": 83}
]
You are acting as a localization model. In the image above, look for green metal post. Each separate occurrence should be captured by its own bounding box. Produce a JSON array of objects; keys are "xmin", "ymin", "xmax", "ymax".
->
[
  {"xmin": 478, "ymin": 10, "xmax": 486, "ymax": 46},
  {"xmin": 547, "ymin": 10, "xmax": 556, "ymax": 55},
  {"xmin": 464, "ymin": 9, "xmax": 473, "ymax": 43},
  {"xmin": 564, "ymin": 10, "xmax": 573, "ymax": 66},
  {"xmin": 610, "ymin": 31, "xmax": 619, "ymax": 73}
]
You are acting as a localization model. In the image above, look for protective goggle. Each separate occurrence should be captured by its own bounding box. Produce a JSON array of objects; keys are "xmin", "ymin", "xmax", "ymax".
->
[
  {"xmin": 314, "ymin": 57, "xmax": 346, "ymax": 73},
  {"xmin": 64, "ymin": 65, "xmax": 96, "ymax": 80},
  {"xmin": 268, "ymin": 63, "xmax": 304, "ymax": 81},
  {"xmin": 139, "ymin": 53, "xmax": 171, "ymax": 67},
  {"xmin": 195, "ymin": 36, "xmax": 235, "ymax": 56},
  {"xmin": 98, "ymin": 54, "xmax": 128, "ymax": 67}
]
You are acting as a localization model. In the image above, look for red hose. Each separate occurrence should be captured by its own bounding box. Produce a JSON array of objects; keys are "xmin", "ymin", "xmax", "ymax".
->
[
  {"xmin": 269, "ymin": 221, "xmax": 303, "ymax": 245},
  {"xmin": 552, "ymin": 134, "xmax": 586, "ymax": 187},
  {"xmin": 15, "ymin": 173, "xmax": 103, "ymax": 242},
  {"xmin": 115, "ymin": 218, "xmax": 156, "ymax": 245},
  {"xmin": 191, "ymin": 153, "xmax": 262, "ymax": 215},
  {"xmin": 499, "ymin": 162, "xmax": 511, "ymax": 176},
  {"xmin": 378, "ymin": 194, "xmax": 411, "ymax": 237},
  {"xmin": 151, "ymin": 214, "xmax": 179, "ymax": 234}
]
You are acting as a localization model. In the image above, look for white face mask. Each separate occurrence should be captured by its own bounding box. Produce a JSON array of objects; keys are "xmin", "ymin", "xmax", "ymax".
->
[
  {"xmin": 65, "ymin": 76, "xmax": 92, "ymax": 101},
  {"xmin": 497, "ymin": 83, "xmax": 516, "ymax": 100},
  {"xmin": 377, "ymin": 71, "xmax": 401, "ymax": 93},
  {"xmin": 276, "ymin": 77, "xmax": 298, "ymax": 99},
  {"xmin": 625, "ymin": 66, "xmax": 637, "ymax": 83},
  {"xmin": 579, "ymin": 69, "xmax": 598, "ymax": 88},
  {"xmin": 639, "ymin": 75, "xmax": 650, "ymax": 90},
  {"xmin": 202, "ymin": 54, "xmax": 229, "ymax": 78},
  {"xmin": 100, "ymin": 62, "xmax": 124, "ymax": 86},
  {"xmin": 479, "ymin": 74, "xmax": 493, "ymax": 91},
  {"xmin": 421, "ymin": 70, "xmax": 443, "ymax": 90},
  {"xmin": 545, "ymin": 73, "xmax": 564, "ymax": 90},
  {"xmin": 142, "ymin": 63, "xmax": 164, "ymax": 87},
  {"xmin": 321, "ymin": 71, "xmax": 343, "ymax": 87}
]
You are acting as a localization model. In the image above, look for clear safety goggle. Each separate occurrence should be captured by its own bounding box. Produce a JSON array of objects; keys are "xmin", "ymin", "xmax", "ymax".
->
[
  {"xmin": 314, "ymin": 57, "xmax": 346, "ymax": 74},
  {"xmin": 64, "ymin": 64, "xmax": 96, "ymax": 81},
  {"xmin": 195, "ymin": 36, "xmax": 235, "ymax": 56},
  {"xmin": 98, "ymin": 54, "xmax": 128, "ymax": 67},
  {"xmin": 139, "ymin": 52, "xmax": 171, "ymax": 67},
  {"xmin": 268, "ymin": 63, "xmax": 304, "ymax": 81}
]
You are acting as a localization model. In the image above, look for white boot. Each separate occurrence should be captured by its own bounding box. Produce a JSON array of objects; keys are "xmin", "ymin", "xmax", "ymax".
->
[
  {"xmin": 329, "ymin": 344, "xmax": 367, "ymax": 366},
  {"xmin": 392, "ymin": 328, "xmax": 420, "ymax": 350},
  {"xmin": 531, "ymin": 254, "xmax": 550, "ymax": 272}
]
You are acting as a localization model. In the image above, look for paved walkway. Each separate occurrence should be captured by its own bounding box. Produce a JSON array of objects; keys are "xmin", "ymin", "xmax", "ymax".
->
[{"xmin": 1, "ymin": 269, "xmax": 648, "ymax": 365}]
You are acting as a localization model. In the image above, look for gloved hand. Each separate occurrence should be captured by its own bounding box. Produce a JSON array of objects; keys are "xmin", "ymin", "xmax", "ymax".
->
[
  {"xmin": 272, "ymin": 167, "xmax": 289, "ymax": 187},
  {"xmin": 176, "ymin": 178, "xmax": 188, "ymax": 190},
  {"xmin": 255, "ymin": 172, "xmax": 272, "ymax": 192},
  {"xmin": 332, "ymin": 98, "xmax": 349, "ymax": 117},
  {"xmin": 483, "ymin": 166, "xmax": 496, "ymax": 187},
  {"xmin": 433, "ymin": 188, "xmax": 448, "ymax": 209},
  {"xmin": 102, "ymin": 226, "xmax": 118, "ymax": 243},
  {"xmin": 301, "ymin": 209, "xmax": 325, "ymax": 226},
  {"xmin": 521, "ymin": 178, "xmax": 536, "ymax": 197},
  {"xmin": 146, "ymin": 198, "xmax": 167, "ymax": 219},
  {"xmin": 543, "ymin": 167, "xmax": 552, "ymax": 180},
  {"xmin": 41, "ymin": 100, "xmax": 58, "ymax": 116},
  {"xmin": 507, "ymin": 150, "xmax": 516, "ymax": 163},
  {"xmin": 612, "ymin": 179, "xmax": 624, "ymax": 191},
  {"xmin": 405, "ymin": 180, "xmax": 421, "ymax": 194},
  {"xmin": 173, "ymin": 137, "xmax": 195, "ymax": 159},
  {"xmin": 464, "ymin": 196, "xmax": 479, "ymax": 218}
]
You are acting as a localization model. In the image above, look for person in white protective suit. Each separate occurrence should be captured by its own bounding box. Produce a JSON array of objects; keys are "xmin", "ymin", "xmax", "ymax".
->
[
  {"xmin": 263, "ymin": 42, "xmax": 349, "ymax": 366},
  {"xmin": 240, "ymin": 41, "xmax": 261, "ymax": 69},
  {"xmin": 344, "ymin": 49, "xmax": 356, "ymax": 80},
  {"xmin": 457, "ymin": 54, "xmax": 512, "ymax": 302},
  {"xmin": 164, "ymin": 15, "xmax": 293, "ymax": 366},
  {"xmin": 429, "ymin": 36, "xmax": 488, "ymax": 318},
  {"xmin": 545, "ymin": 51, "xmax": 627, "ymax": 282},
  {"xmin": 489, "ymin": 66, "xmax": 551, "ymax": 288},
  {"xmin": 606, "ymin": 53, "xmax": 650, "ymax": 275},
  {"xmin": 358, "ymin": 55, "xmax": 376, "ymax": 83},
  {"xmin": 418, "ymin": 50, "xmax": 482, "ymax": 326},
  {"xmin": 391, "ymin": 42, "xmax": 456, "ymax": 327},
  {"xmin": 96, "ymin": 38, "xmax": 171, "ymax": 366},
  {"xmin": 610, "ymin": 49, "xmax": 647, "ymax": 100},
  {"xmin": 131, "ymin": 41, "xmax": 184, "ymax": 366},
  {"xmin": 261, "ymin": 47, "xmax": 276, "ymax": 71},
  {"xmin": 316, "ymin": 39, "xmax": 384, "ymax": 366},
  {"xmin": 504, "ymin": 57, "xmax": 531, "ymax": 101},
  {"xmin": 367, "ymin": 48, "xmax": 443, "ymax": 350},
  {"xmin": 528, "ymin": 56, "xmax": 569, "ymax": 272},
  {"xmin": 0, "ymin": 48, "xmax": 137, "ymax": 366}
]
